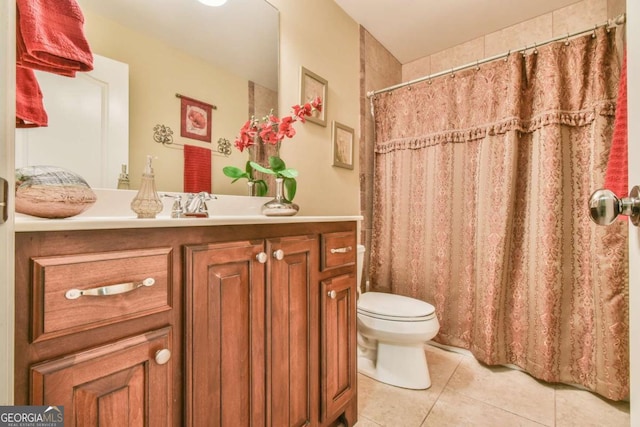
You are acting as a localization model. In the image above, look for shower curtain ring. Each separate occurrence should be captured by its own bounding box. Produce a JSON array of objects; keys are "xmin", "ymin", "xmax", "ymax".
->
[
  {"xmin": 475, "ymin": 60, "xmax": 480, "ymax": 71},
  {"xmin": 504, "ymin": 50, "xmax": 510, "ymax": 61},
  {"xmin": 522, "ymin": 44, "xmax": 527, "ymax": 57},
  {"xmin": 592, "ymin": 25, "xmax": 597, "ymax": 38},
  {"xmin": 450, "ymin": 68, "xmax": 455, "ymax": 78},
  {"xmin": 533, "ymin": 42, "xmax": 538, "ymax": 54},
  {"xmin": 564, "ymin": 33, "xmax": 570, "ymax": 46}
]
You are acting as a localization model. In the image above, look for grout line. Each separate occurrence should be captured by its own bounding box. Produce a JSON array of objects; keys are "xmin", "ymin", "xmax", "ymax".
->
[
  {"xmin": 355, "ymin": 414, "xmax": 383, "ymax": 426},
  {"xmin": 425, "ymin": 344, "xmax": 553, "ymax": 426},
  {"xmin": 419, "ymin": 345, "xmax": 466, "ymax": 426},
  {"xmin": 553, "ymin": 383, "xmax": 557, "ymax": 427}
]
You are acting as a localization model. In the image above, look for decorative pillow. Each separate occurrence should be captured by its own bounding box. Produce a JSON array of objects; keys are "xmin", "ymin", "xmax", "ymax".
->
[{"xmin": 15, "ymin": 166, "xmax": 97, "ymax": 218}]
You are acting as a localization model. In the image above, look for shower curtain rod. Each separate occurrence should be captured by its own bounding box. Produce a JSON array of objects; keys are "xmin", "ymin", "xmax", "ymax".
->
[{"xmin": 366, "ymin": 13, "xmax": 626, "ymax": 98}]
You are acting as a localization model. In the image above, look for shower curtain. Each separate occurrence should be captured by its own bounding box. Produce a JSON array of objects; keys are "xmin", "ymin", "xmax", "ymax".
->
[{"xmin": 370, "ymin": 28, "xmax": 628, "ymax": 400}]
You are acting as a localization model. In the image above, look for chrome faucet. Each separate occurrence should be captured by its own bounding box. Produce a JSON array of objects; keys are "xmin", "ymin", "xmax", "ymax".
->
[{"xmin": 164, "ymin": 192, "xmax": 216, "ymax": 218}]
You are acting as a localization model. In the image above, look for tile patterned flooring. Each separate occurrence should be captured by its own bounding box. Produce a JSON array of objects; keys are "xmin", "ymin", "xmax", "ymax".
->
[{"xmin": 355, "ymin": 344, "xmax": 629, "ymax": 426}]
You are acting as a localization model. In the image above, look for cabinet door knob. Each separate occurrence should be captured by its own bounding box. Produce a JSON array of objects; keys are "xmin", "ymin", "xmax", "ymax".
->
[
  {"xmin": 273, "ymin": 249, "xmax": 284, "ymax": 260},
  {"xmin": 328, "ymin": 290, "xmax": 337, "ymax": 299},
  {"xmin": 256, "ymin": 252, "xmax": 268, "ymax": 263},
  {"xmin": 155, "ymin": 348, "xmax": 171, "ymax": 365}
]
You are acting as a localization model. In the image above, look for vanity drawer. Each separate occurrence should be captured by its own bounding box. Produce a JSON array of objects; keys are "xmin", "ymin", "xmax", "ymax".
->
[
  {"xmin": 31, "ymin": 247, "xmax": 173, "ymax": 342},
  {"xmin": 321, "ymin": 231, "xmax": 356, "ymax": 271}
]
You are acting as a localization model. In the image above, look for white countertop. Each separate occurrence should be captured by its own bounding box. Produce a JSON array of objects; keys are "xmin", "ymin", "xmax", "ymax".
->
[{"xmin": 15, "ymin": 189, "xmax": 362, "ymax": 232}]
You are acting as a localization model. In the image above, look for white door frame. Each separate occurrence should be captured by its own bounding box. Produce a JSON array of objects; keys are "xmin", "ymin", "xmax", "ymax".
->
[
  {"xmin": 0, "ymin": 0, "xmax": 16, "ymax": 405},
  {"xmin": 627, "ymin": 1, "xmax": 639, "ymax": 424}
]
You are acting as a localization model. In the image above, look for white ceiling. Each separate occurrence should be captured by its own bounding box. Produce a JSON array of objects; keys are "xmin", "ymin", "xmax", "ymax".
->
[{"xmin": 333, "ymin": 0, "xmax": 581, "ymax": 64}]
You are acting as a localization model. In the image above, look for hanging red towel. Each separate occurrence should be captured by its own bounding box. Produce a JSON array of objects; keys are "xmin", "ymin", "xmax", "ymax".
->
[
  {"xmin": 16, "ymin": 0, "xmax": 93, "ymax": 77},
  {"xmin": 184, "ymin": 145, "xmax": 212, "ymax": 193},
  {"xmin": 16, "ymin": 66, "xmax": 48, "ymax": 127},
  {"xmin": 604, "ymin": 50, "xmax": 628, "ymax": 201}
]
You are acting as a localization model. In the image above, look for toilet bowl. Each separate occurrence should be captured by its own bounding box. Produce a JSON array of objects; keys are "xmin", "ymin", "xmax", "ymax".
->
[{"xmin": 356, "ymin": 245, "xmax": 440, "ymax": 390}]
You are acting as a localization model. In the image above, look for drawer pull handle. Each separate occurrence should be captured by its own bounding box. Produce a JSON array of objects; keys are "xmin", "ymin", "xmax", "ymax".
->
[
  {"xmin": 330, "ymin": 246, "xmax": 352, "ymax": 254},
  {"xmin": 65, "ymin": 277, "xmax": 156, "ymax": 300},
  {"xmin": 328, "ymin": 290, "xmax": 337, "ymax": 299},
  {"xmin": 273, "ymin": 249, "xmax": 284, "ymax": 260}
]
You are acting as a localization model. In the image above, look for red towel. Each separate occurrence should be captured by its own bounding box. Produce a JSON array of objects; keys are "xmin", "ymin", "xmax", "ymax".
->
[
  {"xmin": 16, "ymin": 0, "xmax": 93, "ymax": 77},
  {"xmin": 184, "ymin": 145, "xmax": 212, "ymax": 193},
  {"xmin": 604, "ymin": 50, "xmax": 628, "ymax": 201},
  {"xmin": 15, "ymin": 67, "xmax": 48, "ymax": 127}
]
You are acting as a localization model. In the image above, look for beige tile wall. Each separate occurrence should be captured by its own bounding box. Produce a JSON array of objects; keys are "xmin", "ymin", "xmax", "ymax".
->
[
  {"xmin": 359, "ymin": 0, "xmax": 626, "ymax": 287},
  {"xmin": 360, "ymin": 27, "xmax": 401, "ymax": 288},
  {"xmin": 402, "ymin": 0, "xmax": 626, "ymax": 80}
]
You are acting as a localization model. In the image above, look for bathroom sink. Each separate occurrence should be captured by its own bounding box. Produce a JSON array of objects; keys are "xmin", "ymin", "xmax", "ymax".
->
[
  {"xmin": 78, "ymin": 189, "xmax": 270, "ymax": 218},
  {"xmin": 15, "ymin": 188, "xmax": 361, "ymax": 232}
]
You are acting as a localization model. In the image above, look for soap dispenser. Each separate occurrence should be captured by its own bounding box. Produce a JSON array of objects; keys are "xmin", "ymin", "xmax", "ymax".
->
[
  {"xmin": 117, "ymin": 164, "xmax": 130, "ymax": 189},
  {"xmin": 130, "ymin": 155, "xmax": 163, "ymax": 218}
]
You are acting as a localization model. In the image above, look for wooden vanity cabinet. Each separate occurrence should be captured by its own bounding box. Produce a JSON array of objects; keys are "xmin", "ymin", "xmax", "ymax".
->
[
  {"xmin": 30, "ymin": 327, "xmax": 173, "ymax": 426},
  {"xmin": 319, "ymin": 232, "xmax": 358, "ymax": 426},
  {"xmin": 15, "ymin": 221, "xmax": 358, "ymax": 427},
  {"xmin": 15, "ymin": 229, "xmax": 180, "ymax": 426},
  {"xmin": 185, "ymin": 235, "xmax": 319, "ymax": 426}
]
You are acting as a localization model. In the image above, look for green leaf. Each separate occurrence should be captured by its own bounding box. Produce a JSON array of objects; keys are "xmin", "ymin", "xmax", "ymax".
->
[
  {"xmin": 255, "ymin": 180, "xmax": 268, "ymax": 196},
  {"xmin": 284, "ymin": 177, "xmax": 297, "ymax": 201},
  {"xmin": 278, "ymin": 168, "xmax": 298, "ymax": 179},
  {"xmin": 223, "ymin": 166, "xmax": 248, "ymax": 179},
  {"xmin": 250, "ymin": 161, "xmax": 275, "ymax": 175},
  {"xmin": 244, "ymin": 160, "xmax": 254, "ymax": 176},
  {"xmin": 268, "ymin": 156, "xmax": 286, "ymax": 172}
]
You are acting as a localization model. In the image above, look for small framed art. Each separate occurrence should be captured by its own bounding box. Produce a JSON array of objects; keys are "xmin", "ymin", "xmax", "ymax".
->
[
  {"xmin": 179, "ymin": 94, "xmax": 213, "ymax": 142},
  {"xmin": 300, "ymin": 66, "xmax": 327, "ymax": 126},
  {"xmin": 332, "ymin": 121, "xmax": 354, "ymax": 169}
]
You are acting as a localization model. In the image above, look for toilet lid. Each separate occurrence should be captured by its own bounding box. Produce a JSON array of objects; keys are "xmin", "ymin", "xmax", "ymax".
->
[{"xmin": 358, "ymin": 292, "xmax": 436, "ymax": 321}]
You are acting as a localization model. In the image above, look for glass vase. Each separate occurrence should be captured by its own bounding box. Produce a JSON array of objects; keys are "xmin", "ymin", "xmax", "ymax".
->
[{"xmin": 261, "ymin": 177, "xmax": 299, "ymax": 216}]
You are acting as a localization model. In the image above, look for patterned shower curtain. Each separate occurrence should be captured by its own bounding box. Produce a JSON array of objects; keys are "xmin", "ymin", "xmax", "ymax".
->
[{"xmin": 370, "ymin": 28, "xmax": 628, "ymax": 400}]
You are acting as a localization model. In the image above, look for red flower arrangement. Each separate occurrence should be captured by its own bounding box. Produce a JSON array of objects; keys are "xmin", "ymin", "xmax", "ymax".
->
[
  {"xmin": 234, "ymin": 96, "xmax": 322, "ymax": 152},
  {"xmin": 223, "ymin": 97, "xmax": 323, "ymax": 200}
]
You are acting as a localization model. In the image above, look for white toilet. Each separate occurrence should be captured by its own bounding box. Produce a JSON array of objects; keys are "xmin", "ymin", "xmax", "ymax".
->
[{"xmin": 356, "ymin": 245, "xmax": 440, "ymax": 389}]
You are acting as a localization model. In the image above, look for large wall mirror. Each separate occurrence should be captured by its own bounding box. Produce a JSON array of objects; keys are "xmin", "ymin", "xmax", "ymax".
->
[{"xmin": 15, "ymin": 0, "xmax": 279, "ymax": 193}]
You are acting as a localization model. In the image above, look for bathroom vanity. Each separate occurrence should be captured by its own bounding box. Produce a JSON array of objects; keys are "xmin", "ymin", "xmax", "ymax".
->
[{"xmin": 14, "ymin": 196, "xmax": 360, "ymax": 426}]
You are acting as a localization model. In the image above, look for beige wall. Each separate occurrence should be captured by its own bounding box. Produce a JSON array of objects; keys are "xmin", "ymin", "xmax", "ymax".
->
[
  {"xmin": 85, "ymin": 2, "xmax": 361, "ymax": 216},
  {"xmin": 267, "ymin": 0, "xmax": 361, "ymax": 216}
]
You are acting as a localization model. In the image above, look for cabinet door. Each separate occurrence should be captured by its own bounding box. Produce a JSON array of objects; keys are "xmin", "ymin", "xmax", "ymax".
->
[
  {"xmin": 268, "ymin": 236, "xmax": 318, "ymax": 427},
  {"xmin": 320, "ymin": 273, "xmax": 357, "ymax": 423},
  {"xmin": 30, "ymin": 327, "xmax": 172, "ymax": 427},
  {"xmin": 185, "ymin": 241, "xmax": 266, "ymax": 427}
]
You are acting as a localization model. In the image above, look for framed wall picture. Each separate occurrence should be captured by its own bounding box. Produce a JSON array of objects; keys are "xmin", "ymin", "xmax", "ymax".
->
[
  {"xmin": 300, "ymin": 66, "xmax": 327, "ymax": 127},
  {"xmin": 332, "ymin": 121, "xmax": 354, "ymax": 169},
  {"xmin": 179, "ymin": 94, "xmax": 213, "ymax": 142}
]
